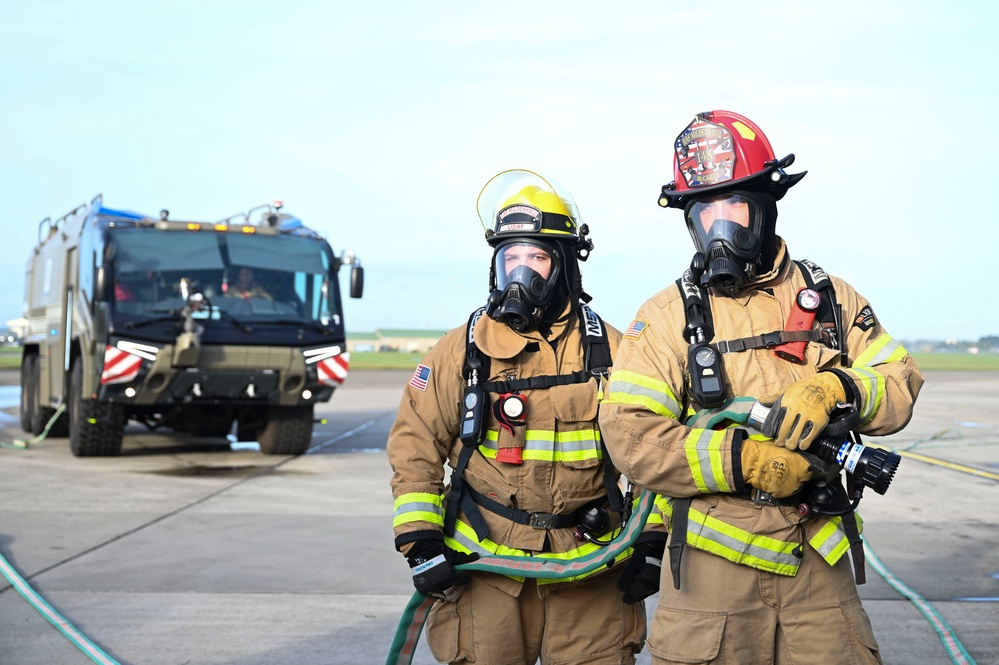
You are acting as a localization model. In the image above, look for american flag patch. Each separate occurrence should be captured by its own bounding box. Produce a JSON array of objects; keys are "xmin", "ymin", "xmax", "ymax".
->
[
  {"xmin": 623, "ymin": 320, "xmax": 648, "ymax": 340},
  {"xmin": 409, "ymin": 364, "xmax": 432, "ymax": 391}
]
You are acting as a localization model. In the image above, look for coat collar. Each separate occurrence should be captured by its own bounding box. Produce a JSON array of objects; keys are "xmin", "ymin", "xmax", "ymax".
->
[
  {"xmin": 712, "ymin": 238, "xmax": 792, "ymax": 303},
  {"xmin": 473, "ymin": 305, "xmax": 575, "ymax": 360}
]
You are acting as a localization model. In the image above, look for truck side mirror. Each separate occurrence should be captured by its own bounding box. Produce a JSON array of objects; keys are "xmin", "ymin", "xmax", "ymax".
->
[
  {"xmin": 340, "ymin": 249, "xmax": 363, "ymax": 299},
  {"xmin": 350, "ymin": 265, "xmax": 364, "ymax": 299},
  {"xmin": 95, "ymin": 265, "xmax": 112, "ymax": 302}
]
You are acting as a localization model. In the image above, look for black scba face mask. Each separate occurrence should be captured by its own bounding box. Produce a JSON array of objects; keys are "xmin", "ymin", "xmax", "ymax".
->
[
  {"xmin": 487, "ymin": 241, "xmax": 560, "ymax": 332},
  {"xmin": 684, "ymin": 192, "xmax": 766, "ymax": 291}
]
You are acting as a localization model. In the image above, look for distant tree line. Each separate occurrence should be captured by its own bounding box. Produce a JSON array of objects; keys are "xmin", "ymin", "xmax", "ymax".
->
[{"xmin": 903, "ymin": 336, "xmax": 999, "ymax": 353}]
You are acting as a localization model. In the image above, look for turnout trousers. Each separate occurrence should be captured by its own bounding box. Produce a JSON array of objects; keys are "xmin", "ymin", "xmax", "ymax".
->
[
  {"xmin": 648, "ymin": 544, "xmax": 882, "ymax": 665},
  {"xmin": 425, "ymin": 572, "xmax": 646, "ymax": 665}
]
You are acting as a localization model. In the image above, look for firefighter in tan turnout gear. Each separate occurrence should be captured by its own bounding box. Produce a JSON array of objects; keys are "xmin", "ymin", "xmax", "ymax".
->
[
  {"xmin": 388, "ymin": 170, "xmax": 665, "ymax": 665},
  {"xmin": 598, "ymin": 111, "xmax": 924, "ymax": 664}
]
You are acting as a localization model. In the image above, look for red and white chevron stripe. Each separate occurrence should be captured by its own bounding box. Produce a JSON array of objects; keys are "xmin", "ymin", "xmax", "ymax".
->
[
  {"xmin": 101, "ymin": 345, "xmax": 142, "ymax": 385},
  {"xmin": 316, "ymin": 352, "xmax": 350, "ymax": 387}
]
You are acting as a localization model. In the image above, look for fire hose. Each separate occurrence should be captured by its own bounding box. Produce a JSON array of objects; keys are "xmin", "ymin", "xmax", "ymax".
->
[{"xmin": 385, "ymin": 488, "xmax": 658, "ymax": 665}]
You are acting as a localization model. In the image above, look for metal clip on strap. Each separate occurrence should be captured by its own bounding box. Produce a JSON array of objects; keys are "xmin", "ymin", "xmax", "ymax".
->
[{"xmin": 528, "ymin": 513, "xmax": 558, "ymax": 529}]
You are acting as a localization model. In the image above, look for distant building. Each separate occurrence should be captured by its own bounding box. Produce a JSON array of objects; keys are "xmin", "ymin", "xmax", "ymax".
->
[
  {"xmin": 346, "ymin": 329, "xmax": 447, "ymax": 353},
  {"xmin": 345, "ymin": 332, "xmax": 379, "ymax": 353}
]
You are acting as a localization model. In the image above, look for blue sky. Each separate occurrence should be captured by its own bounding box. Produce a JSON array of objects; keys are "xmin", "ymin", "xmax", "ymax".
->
[{"xmin": 2, "ymin": 1, "xmax": 995, "ymax": 341}]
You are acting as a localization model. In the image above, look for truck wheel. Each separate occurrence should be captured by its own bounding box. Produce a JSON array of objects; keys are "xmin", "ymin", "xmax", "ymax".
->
[
  {"xmin": 38, "ymin": 405, "xmax": 70, "ymax": 438},
  {"xmin": 20, "ymin": 354, "xmax": 38, "ymax": 434},
  {"xmin": 257, "ymin": 406, "xmax": 314, "ymax": 455},
  {"xmin": 68, "ymin": 358, "xmax": 125, "ymax": 457}
]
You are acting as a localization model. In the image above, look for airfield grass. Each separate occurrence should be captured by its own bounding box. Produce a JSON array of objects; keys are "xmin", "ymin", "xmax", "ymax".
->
[
  {"xmin": 350, "ymin": 351, "xmax": 997, "ymax": 371},
  {"xmin": 1, "ymin": 347, "xmax": 996, "ymax": 373}
]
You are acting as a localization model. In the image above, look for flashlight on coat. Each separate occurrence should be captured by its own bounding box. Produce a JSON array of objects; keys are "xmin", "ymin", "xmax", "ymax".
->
[{"xmin": 774, "ymin": 288, "xmax": 821, "ymax": 363}]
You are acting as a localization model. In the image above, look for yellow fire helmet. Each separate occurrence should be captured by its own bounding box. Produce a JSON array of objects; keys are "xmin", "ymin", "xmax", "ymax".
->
[{"xmin": 476, "ymin": 169, "xmax": 584, "ymax": 247}]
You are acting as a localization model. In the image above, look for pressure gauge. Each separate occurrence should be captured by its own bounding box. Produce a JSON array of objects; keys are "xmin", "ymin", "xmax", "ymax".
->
[
  {"xmin": 694, "ymin": 346, "xmax": 717, "ymax": 368},
  {"xmin": 688, "ymin": 341, "xmax": 725, "ymax": 406}
]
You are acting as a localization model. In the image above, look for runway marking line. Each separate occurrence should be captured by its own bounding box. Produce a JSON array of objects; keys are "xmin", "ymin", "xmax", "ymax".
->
[{"xmin": 894, "ymin": 449, "xmax": 999, "ymax": 482}]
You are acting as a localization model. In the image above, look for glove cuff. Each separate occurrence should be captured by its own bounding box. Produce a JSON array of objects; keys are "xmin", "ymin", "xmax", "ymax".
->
[
  {"xmin": 406, "ymin": 539, "xmax": 446, "ymax": 567},
  {"xmin": 731, "ymin": 429, "xmax": 748, "ymax": 492},
  {"xmin": 395, "ymin": 529, "xmax": 443, "ymax": 553},
  {"xmin": 822, "ymin": 369, "xmax": 859, "ymax": 406}
]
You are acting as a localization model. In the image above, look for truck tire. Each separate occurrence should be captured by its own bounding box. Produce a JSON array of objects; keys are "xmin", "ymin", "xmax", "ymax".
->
[
  {"xmin": 68, "ymin": 358, "xmax": 125, "ymax": 457},
  {"xmin": 20, "ymin": 354, "xmax": 38, "ymax": 434},
  {"xmin": 257, "ymin": 406, "xmax": 314, "ymax": 455},
  {"xmin": 38, "ymin": 405, "xmax": 70, "ymax": 438}
]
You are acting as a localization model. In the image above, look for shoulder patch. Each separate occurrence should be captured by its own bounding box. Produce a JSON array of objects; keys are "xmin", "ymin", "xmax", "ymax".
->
[
  {"xmin": 623, "ymin": 320, "xmax": 648, "ymax": 340},
  {"xmin": 853, "ymin": 305, "xmax": 876, "ymax": 332},
  {"xmin": 409, "ymin": 364, "xmax": 432, "ymax": 391}
]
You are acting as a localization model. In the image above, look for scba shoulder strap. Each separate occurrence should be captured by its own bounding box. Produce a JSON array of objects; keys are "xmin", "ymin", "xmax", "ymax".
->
[
  {"xmin": 463, "ymin": 303, "xmax": 612, "ymax": 391},
  {"xmin": 677, "ymin": 260, "xmax": 842, "ymax": 355},
  {"xmin": 462, "ymin": 306, "xmax": 489, "ymax": 384},
  {"xmin": 795, "ymin": 259, "xmax": 847, "ymax": 365},
  {"xmin": 448, "ymin": 303, "xmax": 621, "ymax": 541}
]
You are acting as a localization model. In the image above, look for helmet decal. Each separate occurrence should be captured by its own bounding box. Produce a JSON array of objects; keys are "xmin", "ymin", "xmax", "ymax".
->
[
  {"xmin": 675, "ymin": 116, "xmax": 735, "ymax": 188},
  {"xmin": 496, "ymin": 204, "xmax": 543, "ymax": 234}
]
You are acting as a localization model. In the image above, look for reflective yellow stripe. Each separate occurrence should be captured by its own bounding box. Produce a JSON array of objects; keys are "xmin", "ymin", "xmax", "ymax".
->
[
  {"xmin": 849, "ymin": 334, "xmax": 908, "ymax": 424},
  {"xmin": 854, "ymin": 334, "xmax": 909, "ymax": 368},
  {"xmin": 444, "ymin": 518, "xmax": 632, "ymax": 584},
  {"xmin": 844, "ymin": 366, "xmax": 885, "ymax": 423},
  {"xmin": 647, "ymin": 495, "xmax": 670, "ymax": 527},
  {"xmin": 393, "ymin": 492, "xmax": 444, "ymax": 528},
  {"xmin": 660, "ymin": 500, "xmax": 801, "ymax": 575},
  {"xmin": 808, "ymin": 513, "xmax": 863, "ymax": 564},
  {"xmin": 684, "ymin": 428, "xmax": 732, "ymax": 493},
  {"xmin": 393, "ymin": 511, "xmax": 444, "ymax": 528},
  {"xmin": 604, "ymin": 369, "xmax": 681, "ymax": 419},
  {"xmin": 480, "ymin": 429, "xmax": 603, "ymax": 462},
  {"xmin": 685, "ymin": 506, "xmax": 800, "ymax": 575}
]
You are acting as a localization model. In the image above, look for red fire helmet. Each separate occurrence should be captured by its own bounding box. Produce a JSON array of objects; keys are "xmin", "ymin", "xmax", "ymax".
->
[{"xmin": 658, "ymin": 110, "xmax": 805, "ymax": 209}]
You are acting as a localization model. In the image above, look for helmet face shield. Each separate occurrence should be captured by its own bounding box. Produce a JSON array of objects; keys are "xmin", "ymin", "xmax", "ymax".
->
[
  {"xmin": 477, "ymin": 169, "xmax": 581, "ymax": 245},
  {"xmin": 477, "ymin": 170, "xmax": 592, "ymax": 331}
]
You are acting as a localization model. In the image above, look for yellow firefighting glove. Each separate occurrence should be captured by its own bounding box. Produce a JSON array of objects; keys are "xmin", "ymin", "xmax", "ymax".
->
[
  {"xmin": 762, "ymin": 372, "xmax": 848, "ymax": 450},
  {"xmin": 741, "ymin": 439, "xmax": 813, "ymax": 499}
]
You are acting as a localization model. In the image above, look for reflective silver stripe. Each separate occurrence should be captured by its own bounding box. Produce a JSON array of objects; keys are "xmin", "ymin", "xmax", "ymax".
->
[
  {"xmin": 393, "ymin": 500, "xmax": 443, "ymax": 521},
  {"xmin": 605, "ymin": 371, "xmax": 682, "ymax": 419},
  {"xmin": 687, "ymin": 515, "xmax": 801, "ymax": 570},
  {"xmin": 812, "ymin": 525, "xmax": 848, "ymax": 561},
  {"xmin": 859, "ymin": 338, "xmax": 903, "ymax": 367},
  {"xmin": 481, "ymin": 430, "xmax": 602, "ymax": 461},
  {"xmin": 854, "ymin": 334, "xmax": 908, "ymax": 368},
  {"xmin": 686, "ymin": 428, "xmax": 726, "ymax": 493},
  {"xmin": 848, "ymin": 366, "xmax": 883, "ymax": 422}
]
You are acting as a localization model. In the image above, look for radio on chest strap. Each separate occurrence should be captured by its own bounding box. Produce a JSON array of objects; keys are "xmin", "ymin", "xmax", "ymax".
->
[{"xmin": 678, "ymin": 259, "xmax": 844, "ymax": 358}]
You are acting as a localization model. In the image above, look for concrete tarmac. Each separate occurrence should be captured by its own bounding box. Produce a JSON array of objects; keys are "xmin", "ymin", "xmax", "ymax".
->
[{"xmin": 1, "ymin": 368, "xmax": 997, "ymax": 664}]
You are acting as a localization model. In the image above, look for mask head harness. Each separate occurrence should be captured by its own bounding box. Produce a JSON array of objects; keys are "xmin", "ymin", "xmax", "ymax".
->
[
  {"xmin": 477, "ymin": 170, "xmax": 594, "ymax": 332},
  {"xmin": 657, "ymin": 110, "xmax": 806, "ymax": 291}
]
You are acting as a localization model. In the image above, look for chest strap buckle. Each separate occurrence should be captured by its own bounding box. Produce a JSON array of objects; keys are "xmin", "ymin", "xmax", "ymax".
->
[{"xmin": 528, "ymin": 513, "xmax": 558, "ymax": 529}]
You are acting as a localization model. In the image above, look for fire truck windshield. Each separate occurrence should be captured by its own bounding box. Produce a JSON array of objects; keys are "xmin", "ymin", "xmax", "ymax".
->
[{"xmin": 109, "ymin": 228, "xmax": 342, "ymax": 332}]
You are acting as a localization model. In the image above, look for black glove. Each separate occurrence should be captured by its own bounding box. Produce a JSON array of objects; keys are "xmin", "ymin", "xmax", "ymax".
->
[
  {"xmin": 406, "ymin": 539, "xmax": 478, "ymax": 599},
  {"xmin": 616, "ymin": 534, "xmax": 668, "ymax": 604}
]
